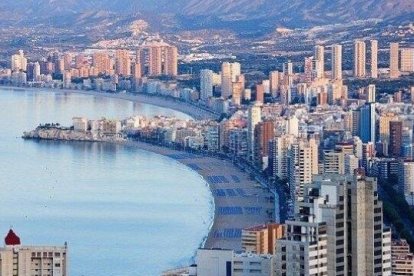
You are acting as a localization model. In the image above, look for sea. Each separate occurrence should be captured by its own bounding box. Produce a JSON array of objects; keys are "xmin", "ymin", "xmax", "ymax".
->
[{"xmin": 0, "ymin": 88, "xmax": 212, "ymax": 275}]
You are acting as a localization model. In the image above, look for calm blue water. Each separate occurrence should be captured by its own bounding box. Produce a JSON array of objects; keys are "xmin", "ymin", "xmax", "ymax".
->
[{"xmin": 0, "ymin": 89, "xmax": 212, "ymax": 275}]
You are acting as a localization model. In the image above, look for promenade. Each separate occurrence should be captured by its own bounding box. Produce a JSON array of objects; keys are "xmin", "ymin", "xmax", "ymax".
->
[{"xmin": 126, "ymin": 141, "xmax": 275, "ymax": 251}]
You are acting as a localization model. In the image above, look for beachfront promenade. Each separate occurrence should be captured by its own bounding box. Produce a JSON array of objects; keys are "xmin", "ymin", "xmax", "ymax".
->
[{"xmin": 127, "ymin": 141, "xmax": 275, "ymax": 251}]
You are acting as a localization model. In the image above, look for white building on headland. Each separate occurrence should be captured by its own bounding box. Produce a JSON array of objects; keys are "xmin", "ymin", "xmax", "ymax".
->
[{"xmin": 0, "ymin": 229, "xmax": 68, "ymax": 276}]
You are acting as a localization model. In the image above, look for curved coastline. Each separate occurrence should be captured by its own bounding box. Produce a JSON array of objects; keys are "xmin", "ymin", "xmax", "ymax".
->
[
  {"xmin": 0, "ymin": 86, "xmax": 219, "ymax": 121},
  {"xmin": 123, "ymin": 141, "xmax": 274, "ymax": 252},
  {"xmin": 7, "ymin": 86, "xmax": 274, "ymax": 267}
]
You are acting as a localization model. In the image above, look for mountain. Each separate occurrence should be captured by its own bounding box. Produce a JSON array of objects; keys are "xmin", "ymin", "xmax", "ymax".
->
[{"xmin": 0, "ymin": 0, "xmax": 413, "ymax": 35}]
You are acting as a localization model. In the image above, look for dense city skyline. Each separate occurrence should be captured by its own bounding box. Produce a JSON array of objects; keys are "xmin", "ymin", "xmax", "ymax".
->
[{"xmin": 0, "ymin": 1, "xmax": 413, "ymax": 275}]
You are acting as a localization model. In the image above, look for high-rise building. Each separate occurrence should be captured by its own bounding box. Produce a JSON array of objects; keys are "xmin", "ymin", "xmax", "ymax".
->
[
  {"xmin": 248, "ymin": 103, "xmax": 262, "ymax": 162},
  {"xmin": 354, "ymin": 40, "xmax": 366, "ymax": 78},
  {"xmin": 63, "ymin": 53, "xmax": 72, "ymax": 70},
  {"xmin": 221, "ymin": 62, "xmax": 241, "ymax": 99},
  {"xmin": 391, "ymin": 239, "xmax": 414, "ymax": 275},
  {"xmin": 200, "ymin": 69, "xmax": 214, "ymax": 101},
  {"xmin": 390, "ymin": 42, "xmax": 400, "ymax": 79},
  {"xmin": 33, "ymin": 62, "xmax": 41, "ymax": 81},
  {"xmin": 331, "ymin": 44, "xmax": 342, "ymax": 80},
  {"xmin": 359, "ymin": 103, "xmax": 376, "ymax": 143},
  {"xmin": 283, "ymin": 61, "xmax": 294, "ymax": 86},
  {"xmin": 400, "ymin": 48, "xmax": 414, "ymax": 72},
  {"xmin": 367, "ymin": 84, "xmax": 376, "ymax": 103},
  {"xmin": 231, "ymin": 78, "xmax": 244, "ymax": 106},
  {"xmin": 74, "ymin": 54, "xmax": 86, "ymax": 69},
  {"xmin": 269, "ymin": 135, "xmax": 295, "ymax": 181},
  {"xmin": 389, "ymin": 120, "xmax": 403, "ymax": 157},
  {"xmin": 399, "ymin": 160, "xmax": 414, "ymax": 197},
  {"xmin": 288, "ymin": 138, "xmax": 319, "ymax": 201},
  {"xmin": 241, "ymin": 223, "xmax": 284, "ymax": 255},
  {"xmin": 371, "ymin": 40, "xmax": 378, "ymax": 78},
  {"xmin": 11, "ymin": 50, "xmax": 27, "ymax": 72},
  {"xmin": 93, "ymin": 52, "xmax": 111, "ymax": 74},
  {"xmin": 254, "ymin": 120, "xmax": 275, "ymax": 169},
  {"xmin": 314, "ymin": 45, "xmax": 325, "ymax": 78},
  {"xmin": 269, "ymin": 71, "xmax": 280, "ymax": 97},
  {"xmin": 256, "ymin": 84, "xmax": 264, "ymax": 103},
  {"xmin": 132, "ymin": 62, "xmax": 142, "ymax": 80},
  {"xmin": 276, "ymin": 174, "xmax": 391, "ymax": 276},
  {"xmin": 323, "ymin": 149, "xmax": 345, "ymax": 174},
  {"xmin": 304, "ymin": 56, "xmax": 314, "ymax": 83},
  {"xmin": 164, "ymin": 45, "xmax": 178, "ymax": 76},
  {"xmin": 379, "ymin": 113, "xmax": 398, "ymax": 151},
  {"xmin": 115, "ymin": 50, "xmax": 131, "ymax": 76},
  {"xmin": 138, "ymin": 41, "xmax": 178, "ymax": 77},
  {"xmin": 0, "ymin": 229, "xmax": 68, "ymax": 276}
]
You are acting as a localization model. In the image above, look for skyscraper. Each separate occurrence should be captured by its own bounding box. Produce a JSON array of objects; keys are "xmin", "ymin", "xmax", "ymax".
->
[
  {"xmin": 248, "ymin": 103, "xmax": 262, "ymax": 162},
  {"xmin": 221, "ymin": 62, "xmax": 241, "ymax": 99},
  {"xmin": 269, "ymin": 71, "xmax": 280, "ymax": 97},
  {"xmin": 231, "ymin": 77, "xmax": 244, "ymax": 106},
  {"xmin": 256, "ymin": 83, "xmax": 264, "ymax": 103},
  {"xmin": 254, "ymin": 120, "xmax": 275, "ymax": 169},
  {"xmin": 371, "ymin": 40, "xmax": 378, "ymax": 78},
  {"xmin": 331, "ymin": 44, "xmax": 342, "ymax": 80},
  {"xmin": 200, "ymin": 69, "xmax": 214, "ymax": 101},
  {"xmin": 359, "ymin": 103, "xmax": 376, "ymax": 143},
  {"xmin": 115, "ymin": 50, "xmax": 131, "ymax": 76},
  {"xmin": 138, "ymin": 41, "xmax": 178, "ymax": 77},
  {"xmin": 283, "ymin": 61, "xmax": 294, "ymax": 86},
  {"xmin": 93, "ymin": 52, "xmax": 111, "ymax": 74},
  {"xmin": 390, "ymin": 42, "xmax": 400, "ymax": 79},
  {"xmin": 276, "ymin": 174, "xmax": 392, "ymax": 276},
  {"xmin": 399, "ymin": 160, "xmax": 414, "ymax": 197},
  {"xmin": 314, "ymin": 45, "xmax": 325, "ymax": 78},
  {"xmin": 354, "ymin": 40, "xmax": 366, "ymax": 78},
  {"xmin": 367, "ymin": 84, "xmax": 376, "ymax": 103},
  {"xmin": 11, "ymin": 50, "xmax": 27, "ymax": 72},
  {"xmin": 288, "ymin": 138, "xmax": 319, "ymax": 201},
  {"xmin": 164, "ymin": 45, "xmax": 178, "ymax": 76},
  {"xmin": 304, "ymin": 56, "xmax": 314, "ymax": 83},
  {"xmin": 400, "ymin": 48, "xmax": 414, "ymax": 72},
  {"xmin": 33, "ymin": 62, "xmax": 41, "ymax": 81},
  {"xmin": 389, "ymin": 120, "xmax": 403, "ymax": 157}
]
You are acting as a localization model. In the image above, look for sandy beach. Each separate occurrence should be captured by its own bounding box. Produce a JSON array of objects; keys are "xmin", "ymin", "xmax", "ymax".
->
[{"xmin": 126, "ymin": 141, "xmax": 275, "ymax": 251}]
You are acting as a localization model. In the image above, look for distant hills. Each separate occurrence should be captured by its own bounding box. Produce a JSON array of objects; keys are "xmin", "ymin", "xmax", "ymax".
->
[{"xmin": 1, "ymin": 0, "xmax": 413, "ymax": 35}]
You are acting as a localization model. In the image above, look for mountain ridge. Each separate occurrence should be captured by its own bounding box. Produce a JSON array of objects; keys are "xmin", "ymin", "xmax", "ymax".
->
[{"xmin": 0, "ymin": 0, "xmax": 413, "ymax": 34}]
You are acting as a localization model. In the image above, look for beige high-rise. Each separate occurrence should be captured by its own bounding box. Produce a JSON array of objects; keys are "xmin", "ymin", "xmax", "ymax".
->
[
  {"xmin": 331, "ymin": 44, "xmax": 342, "ymax": 80},
  {"xmin": 390, "ymin": 42, "xmax": 400, "ymax": 79},
  {"xmin": 354, "ymin": 40, "xmax": 366, "ymax": 78},
  {"xmin": 371, "ymin": 40, "xmax": 378, "ymax": 78},
  {"xmin": 115, "ymin": 50, "xmax": 131, "ymax": 76},
  {"xmin": 314, "ymin": 45, "xmax": 325, "ymax": 78}
]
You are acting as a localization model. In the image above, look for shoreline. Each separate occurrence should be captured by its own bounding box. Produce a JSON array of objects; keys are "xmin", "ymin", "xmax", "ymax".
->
[
  {"xmin": 0, "ymin": 85, "xmax": 219, "ymax": 121},
  {"xmin": 122, "ymin": 140, "xmax": 275, "ymax": 251},
  {"xmin": 8, "ymin": 86, "xmax": 274, "ymax": 264},
  {"xmin": 24, "ymin": 135, "xmax": 275, "ymax": 252}
]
